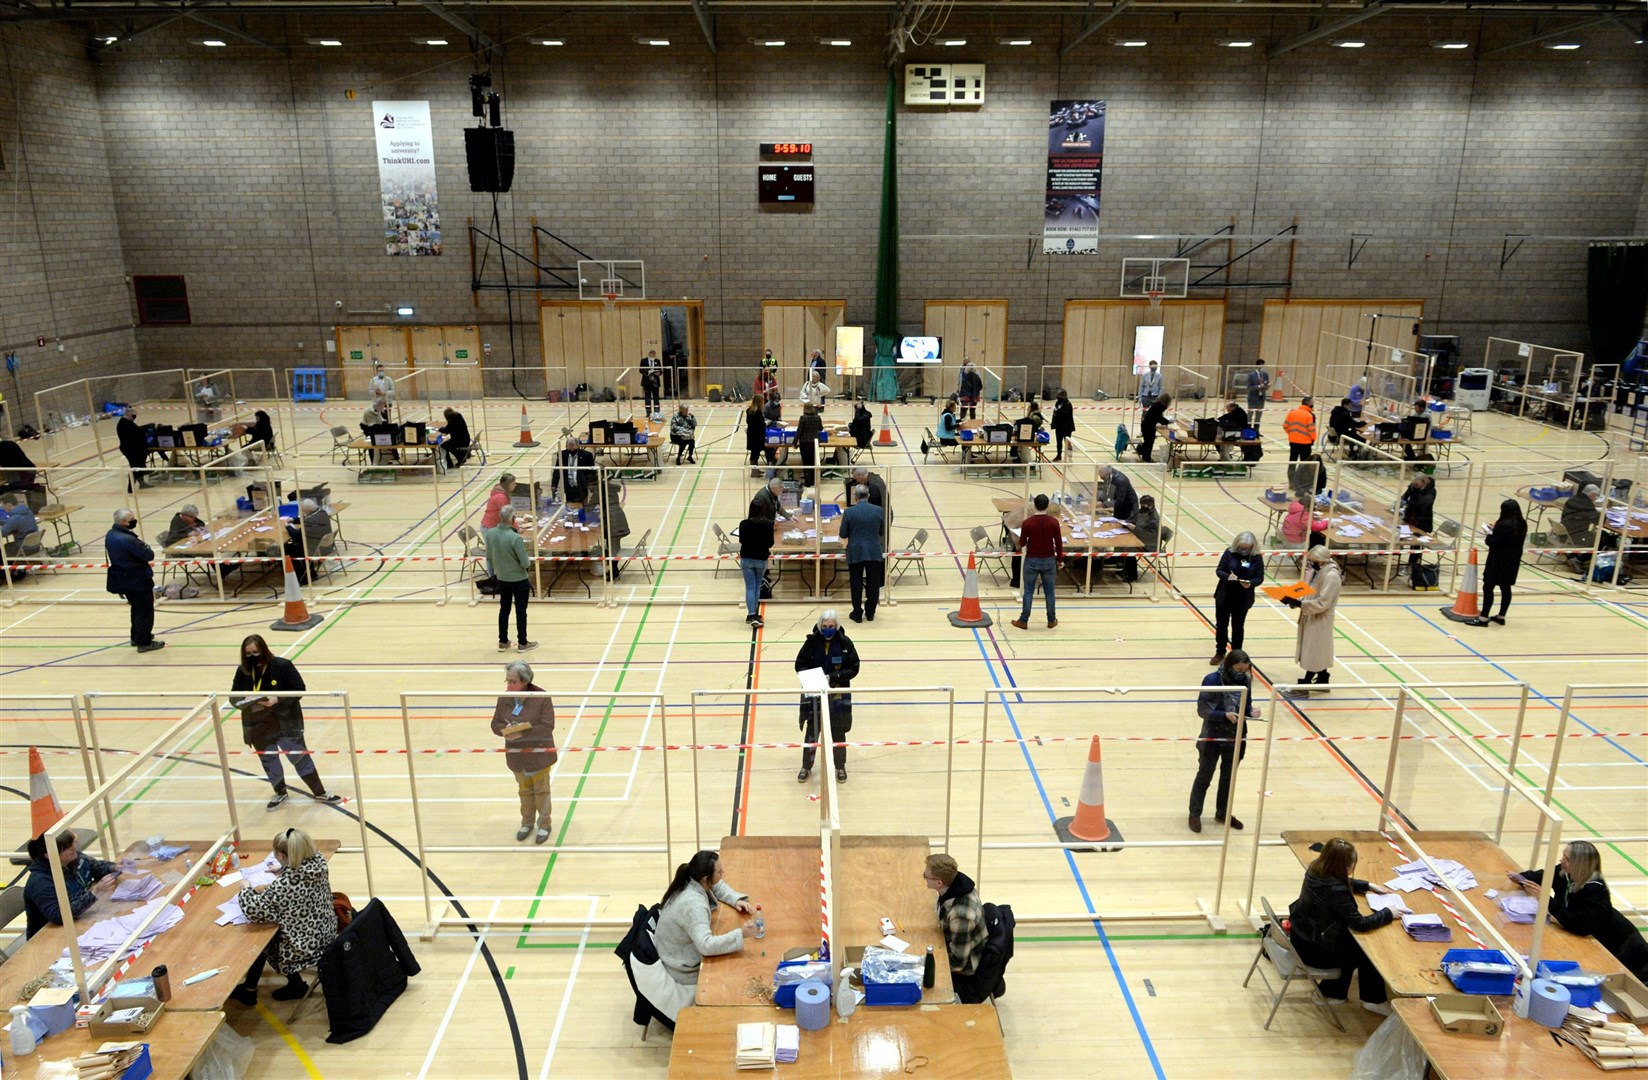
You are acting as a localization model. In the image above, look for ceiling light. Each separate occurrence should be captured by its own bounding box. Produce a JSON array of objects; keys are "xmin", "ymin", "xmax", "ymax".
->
[
  {"xmin": 998, "ymin": 38, "xmax": 1033, "ymax": 46},
  {"xmin": 820, "ymin": 39, "xmax": 852, "ymax": 47},
  {"xmin": 314, "ymin": 39, "xmax": 344, "ymax": 47},
  {"xmin": 202, "ymin": 39, "xmax": 228, "ymax": 47},
  {"xmin": 538, "ymin": 39, "xmax": 564, "ymax": 46},
  {"xmin": 750, "ymin": 38, "xmax": 786, "ymax": 47},
  {"xmin": 96, "ymin": 35, "xmax": 120, "ymax": 45},
  {"xmin": 941, "ymin": 39, "xmax": 967, "ymax": 47},
  {"xmin": 636, "ymin": 37, "xmax": 670, "ymax": 46},
  {"xmin": 420, "ymin": 38, "xmax": 449, "ymax": 46},
  {"xmin": 1221, "ymin": 39, "xmax": 1255, "ymax": 48},
  {"xmin": 1335, "ymin": 40, "xmax": 1366, "ymax": 48},
  {"xmin": 1543, "ymin": 42, "xmax": 1581, "ymax": 50},
  {"xmin": 1114, "ymin": 39, "xmax": 1148, "ymax": 47},
  {"xmin": 1430, "ymin": 40, "xmax": 1470, "ymax": 50},
  {"xmin": 395, "ymin": 305, "xmax": 416, "ymax": 317}
]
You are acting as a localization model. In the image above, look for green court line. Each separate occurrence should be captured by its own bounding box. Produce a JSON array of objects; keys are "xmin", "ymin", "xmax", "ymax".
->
[
  {"xmin": 504, "ymin": 965, "xmax": 514, "ymax": 980},
  {"xmin": 516, "ymin": 463, "xmax": 710, "ymax": 948}
]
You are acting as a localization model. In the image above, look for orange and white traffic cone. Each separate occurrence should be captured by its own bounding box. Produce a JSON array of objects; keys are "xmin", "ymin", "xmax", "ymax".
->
[
  {"xmin": 1442, "ymin": 547, "xmax": 1483, "ymax": 623},
  {"xmin": 514, "ymin": 404, "xmax": 540, "ymax": 448},
  {"xmin": 1270, "ymin": 368, "xmax": 1285, "ymax": 403},
  {"xmin": 947, "ymin": 552, "xmax": 993, "ymax": 628},
  {"xmin": 270, "ymin": 554, "xmax": 323, "ymax": 631},
  {"xmin": 29, "ymin": 747, "xmax": 63, "ymax": 839},
  {"xmin": 877, "ymin": 405, "xmax": 894, "ymax": 446},
  {"xmin": 1054, "ymin": 735, "xmax": 1122, "ymax": 849}
]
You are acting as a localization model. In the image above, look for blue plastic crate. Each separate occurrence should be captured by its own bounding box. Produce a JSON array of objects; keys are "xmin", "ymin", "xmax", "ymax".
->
[
  {"xmin": 1441, "ymin": 949, "xmax": 1517, "ymax": 995},
  {"xmin": 862, "ymin": 976, "xmax": 921, "ymax": 1006},
  {"xmin": 1537, "ymin": 960, "xmax": 1603, "ymax": 1007}
]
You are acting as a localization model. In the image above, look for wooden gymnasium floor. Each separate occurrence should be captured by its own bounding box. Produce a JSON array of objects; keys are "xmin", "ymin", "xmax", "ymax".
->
[{"xmin": 1, "ymin": 394, "xmax": 1643, "ymax": 1079}]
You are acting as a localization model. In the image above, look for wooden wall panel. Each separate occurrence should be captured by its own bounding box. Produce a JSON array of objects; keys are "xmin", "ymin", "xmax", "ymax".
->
[
  {"xmin": 1257, "ymin": 299, "xmax": 1423, "ymax": 399},
  {"xmin": 540, "ymin": 301, "xmax": 706, "ymax": 399},
  {"xmin": 1057, "ymin": 300, "xmax": 1226, "ymax": 400},
  {"xmin": 761, "ymin": 301, "xmax": 845, "ymax": 389},
  {"xmin": 922, "ymin": 300, "xmax": 1007, "ymax": 398}
]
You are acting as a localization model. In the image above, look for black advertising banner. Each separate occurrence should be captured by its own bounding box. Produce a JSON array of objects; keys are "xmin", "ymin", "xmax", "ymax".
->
[{"xmin": 1044, "ymin": 100, "xmax": 1105, "ymax": 254}]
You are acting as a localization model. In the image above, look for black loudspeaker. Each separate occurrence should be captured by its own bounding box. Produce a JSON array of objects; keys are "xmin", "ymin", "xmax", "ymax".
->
[{"xmin": 464, "ymin": 128, "xmax": 516, "ymax": 193}]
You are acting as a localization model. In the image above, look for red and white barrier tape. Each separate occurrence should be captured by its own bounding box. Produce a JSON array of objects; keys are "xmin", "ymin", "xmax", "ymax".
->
[{"xmin": 1377, "ymin": 832, "xmax": 1488, "ymax": 949}]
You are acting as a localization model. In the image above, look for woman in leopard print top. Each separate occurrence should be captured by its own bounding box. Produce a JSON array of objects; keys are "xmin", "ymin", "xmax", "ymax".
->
[{"xmin": 230, "ymin": 828, "xmax": 337, "ymax": 1004}]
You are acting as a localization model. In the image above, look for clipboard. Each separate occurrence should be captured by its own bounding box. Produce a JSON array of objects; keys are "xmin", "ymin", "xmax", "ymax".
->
[
  {"xmin": 500, "ymin": 721, "xmax": 533, "ymax": 736},
  {"xmin": 1262, "ymin": 581, "xmax": 1314, "ymax": 602}
]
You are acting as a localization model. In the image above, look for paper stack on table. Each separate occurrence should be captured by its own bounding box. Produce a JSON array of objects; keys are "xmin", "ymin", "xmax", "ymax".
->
[
  {"xmin": 216, "ymin": 895, "xmax": 249, "ymax": 926},
  {"xmin": 1367, "ymin": 893, "xmax": 1412, "ymax": 915},
  {"xmin": 1391, "ymin": 858, "xmax": 1477, "ymax": 892},
  {"xmin": 735, "ymin": 1021, "xmax": 776, "ymax": 1070},
  {"xmin": 68, "ymin": 897, "xmax": 184, "ymax": 964},
  {"xmin": 775, "ymin": 1024, "xmax": 799, "ymax": 1064},
  {"xmin": 1498, "ymin": 894, "xmax": 1540, "ymax": 924},
  {"xmin": 1400, "ymin": 913, "xmax": 1452, "ymax": 942},
  {"xmin": 110, "ymin": 874, "xmax": 163, "ymax": 903}
]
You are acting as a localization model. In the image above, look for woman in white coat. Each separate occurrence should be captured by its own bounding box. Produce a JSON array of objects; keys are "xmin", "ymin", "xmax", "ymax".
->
[
  {"xmin": 646, "ymin": 850, "xmax": 757, "ymax": 1019},
  {"xmin": 1282, "ymin": 545, "xmax": 1341, "ymax": 697}
]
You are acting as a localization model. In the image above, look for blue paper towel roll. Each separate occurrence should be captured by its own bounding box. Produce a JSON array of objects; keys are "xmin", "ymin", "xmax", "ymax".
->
[
  {"xmin": 795, "ymin": 980, "xmax": 831, "ymax": 1031},
  {"xmin": 1528, "ymin": 977, "xmax": 1571, "ymax": 1028}
]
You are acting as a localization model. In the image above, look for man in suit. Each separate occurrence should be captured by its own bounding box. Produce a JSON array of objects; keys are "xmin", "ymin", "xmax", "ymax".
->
[
  {"xmin": 555, "ymin": 437, "xmax": 596, "ymax": 505},
  {"xmin": 1137, "ymin": 361, "xmax": 1163, "ymax": 409},
  {"xmin": 105, "ymin": 508, "xmax": 162, "ymax": 652},
  {"xmin": 839, "ymin": 486, "xmax": 886, "ymax": 623}
]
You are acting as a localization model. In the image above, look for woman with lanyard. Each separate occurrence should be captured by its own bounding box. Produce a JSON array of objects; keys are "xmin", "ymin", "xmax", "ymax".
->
[
  {"xmin": 490, "ymin": 660, "xmax": 558, "ymax": 844},
  {"xmin": 229, "ymin": 634, "xmax": 342, "ymax": 810}
]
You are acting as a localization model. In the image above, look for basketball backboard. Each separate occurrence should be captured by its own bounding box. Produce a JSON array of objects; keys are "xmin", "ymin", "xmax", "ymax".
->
[
  {"xmin": 1119, "ymin": 257, "xmax": 1190, "ymax": 304},
  {"xmin": 577, "ymin": 259, "xmax": 647, "ymax": 303}
]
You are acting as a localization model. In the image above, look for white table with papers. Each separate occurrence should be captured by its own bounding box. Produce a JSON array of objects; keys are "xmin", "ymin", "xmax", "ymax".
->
[{"xmin": 669, "ymin": 1004, "xmax": 1009, "ymax": 1077}]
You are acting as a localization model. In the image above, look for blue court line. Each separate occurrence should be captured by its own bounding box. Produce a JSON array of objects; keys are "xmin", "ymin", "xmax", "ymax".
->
[
  {"xmin": 1404, "ymin": 605, "xmax": 1647, "ymax": 768},
  {"xmin": 971, "ymin": 628, "xmax": 1166, "ymax": 1080}
]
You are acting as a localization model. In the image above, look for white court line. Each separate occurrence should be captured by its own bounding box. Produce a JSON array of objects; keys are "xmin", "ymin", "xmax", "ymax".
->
[
  {"xmin": 416, "ymin": 897, "xmax": 500, "ymax": 1080},
  {"xmin": 539, "ymin": 896, "xmax": 599, "ymax": 1079},
  {"xmin": 617, "ymin": 591, "xmax": 689, "ymax": 802},
  {"xmin": 547, "ymin": 600, "xmax": 633, "ymax": 783}
]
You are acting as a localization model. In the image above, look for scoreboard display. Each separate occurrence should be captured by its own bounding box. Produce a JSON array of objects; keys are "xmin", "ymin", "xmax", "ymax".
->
[{"xmin": 758, "ymin": 164, "xmax": 815, "ymax": 204}]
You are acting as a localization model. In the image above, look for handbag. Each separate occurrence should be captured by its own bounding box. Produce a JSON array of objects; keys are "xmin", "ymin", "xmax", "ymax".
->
[{"xmin": 475, "ymin": 575, "xmax": 501, "ymax": 596}]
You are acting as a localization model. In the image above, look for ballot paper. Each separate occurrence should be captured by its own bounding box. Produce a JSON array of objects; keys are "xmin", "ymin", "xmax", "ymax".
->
[
  {"xmin": 216, "ymin": 895, "xmax": 249, "ymax": 926},
  {"xmin": 1400, "ymin": 913, "xmax": 1452, "ymax": 942},
  {"xmin": 1367, "ymin": 893, "xmax": 1412, "ymax": 916},
  {"xmin": 1384, "ymin": 874, "xmax": 1429, "ymax": 893},
  {"xmin": 774, "ymin": 1024, "xmax": 799, "ymax": 1064},
  {"xmin": 68, "ymin": 897, "xmax": 184, "ymax": 965},
  {"xmin": 110, "ymin": 874, "xmax": 163, "ymax": 903},
  {"xmin": 1498, "ymin": 894, "xmax": 1540, "ymax": 924},
  {"xmin": 878, "ymin": 935, "xmax": 910, "ymax": 953},
  {"xmin": 797, "ymin": 667, "xmax": 832, "ymax": 696},
  {"xmin": 1390, "ymin": 858, "xmax": 1478, "ymax": 893}
]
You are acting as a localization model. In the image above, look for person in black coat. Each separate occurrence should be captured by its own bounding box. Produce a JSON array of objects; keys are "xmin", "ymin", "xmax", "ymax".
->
[
  {"xmin": 1051, "ymin": 389, "xmax": 1075, "ymax": 461},
  {"xmin": 555, "ymin": 438, "xmax": 597, "ymax": 505},
  {"xmin": 848, "ymin": 402, "xmax": 873, "ymax": 448},
  {"xmin": 115, "ymin": 408, "xmax": 152, "ymax": 490},
  {"xmin": 246, "ymin": 409, "xmax": 276, "ymax": 454},
  {"xmin": 745, "ymin": 396, "xmax": 773, "ymax": 471},
  {"xmin": 794, "ymin": 610, "xmax": 860, "ymax": 784},
  {"xmin": 1137, "ymin": 394, "xmax": 1172, "ymax": 464},
  {"xmin": 1474, "ymin": 498, "xmax": 1526, "ymax": 626},
  {"xmin": 1400, "ymin": 474, "xmax": 1437, "ymax": 578},
  {"xmin": 0, "ymin": 439, "xmax": 42, "ymax": 494},
  {"xmin": 1188, "ymin": 650, "xmax": 1260, "ymax": 833},
  {"xmin": 105, "ymin": 509, "xmax": 162, "ymax": 651},
  {"xmin": 438, "ymin": 407, "xmax": 471, "ymax": 469},
  {"xmin": 1514, "ymin": 841, "xmax": 1648, "ymax": 985},
  {"xmin": 795, "ymin": 404, "xmax": 823, "ymax": 490},
  {"xmin": 1098, "ymin": 466, "xmax": 1137, "ymax": 522},
  {"xmin": 1211, "ymin": 532, "xmax": 1264, "ymax": 663},
  {"xmin": 229, "ymin": 633, "xmax": 341, "ymax": 809},
  {"xmin": 1287, "ymin": 837, "xmax": 1396, "ymax": 1013}
]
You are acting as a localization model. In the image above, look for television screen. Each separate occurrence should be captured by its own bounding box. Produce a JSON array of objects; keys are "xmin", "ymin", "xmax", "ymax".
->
[{"xmin": 898, "ymin": 336, "xmax": 942, "ymax": 363}]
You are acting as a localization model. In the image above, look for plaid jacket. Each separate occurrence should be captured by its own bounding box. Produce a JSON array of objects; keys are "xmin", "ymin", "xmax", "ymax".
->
[{"xmin": 938, "ymin": 874, "xmax": 988, "ymax": 976}]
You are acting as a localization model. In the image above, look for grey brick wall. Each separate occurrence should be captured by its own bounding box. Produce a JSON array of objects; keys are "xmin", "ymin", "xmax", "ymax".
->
[
  {"xmin": 12, "ymin": 13, "xmax": 1648, "ymax": 390},
  {"xmin": 0, "ymin": 24, "xmax": 138, "ymax": 425}
]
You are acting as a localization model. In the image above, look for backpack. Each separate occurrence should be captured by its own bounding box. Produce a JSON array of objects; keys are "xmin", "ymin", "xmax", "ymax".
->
[
  {"xmin": 1410, "ymin": 563, "xmax": 1439, "ymax": 590},
  {"xmin": 333, "ymin": 890, "xmax": 356, "ymax": 932}
]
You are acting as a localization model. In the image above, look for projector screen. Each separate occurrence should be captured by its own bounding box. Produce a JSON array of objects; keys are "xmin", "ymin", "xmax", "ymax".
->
[
  {"xmin": 898, "ymin": 336, "xmax": 942, "ymax": 363},
  {"xmin": 1132, "ymin": 325, "xmax": 1164, "ymax": 375}
]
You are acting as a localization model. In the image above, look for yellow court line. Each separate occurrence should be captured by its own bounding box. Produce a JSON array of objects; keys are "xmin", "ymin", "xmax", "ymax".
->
[{"xmin": 257, "ymin": 1002, "xmax": 326, "ymax": 1080}]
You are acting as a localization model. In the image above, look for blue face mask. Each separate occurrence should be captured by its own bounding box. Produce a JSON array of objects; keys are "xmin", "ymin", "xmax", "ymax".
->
[{"xmin": 819, "ymin": 625, "xmax": 838, "ymax": 639}]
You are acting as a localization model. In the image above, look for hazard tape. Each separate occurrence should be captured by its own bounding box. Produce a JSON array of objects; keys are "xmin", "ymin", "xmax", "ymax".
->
[
  {"xmin": 90, "ymin": 872, "xmax": 213, "ymax": 1000},
  {"xmin": 1377, "ymin": 832, "xmax": 1489, "ymax": 949}
]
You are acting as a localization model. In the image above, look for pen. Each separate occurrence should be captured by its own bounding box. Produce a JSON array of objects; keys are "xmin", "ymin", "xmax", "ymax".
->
[{"xmin": 183, "ymin": 968, "xmax": 221, "ymax": 986}]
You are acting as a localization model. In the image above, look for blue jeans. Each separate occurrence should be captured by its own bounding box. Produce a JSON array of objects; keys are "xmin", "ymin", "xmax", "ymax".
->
[
  {"xmin": 741, "ymin": 558, "xmax": 767, "ymax": 617},
  {"xmin": 1020, "ymin": 557, "xmax": 1058, "ymax": 621}
]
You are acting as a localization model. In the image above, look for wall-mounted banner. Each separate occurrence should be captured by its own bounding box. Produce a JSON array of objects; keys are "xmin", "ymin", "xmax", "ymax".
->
[
  {"xmin": 374, "ymin": 100, "xmax": 442, "ymax": 256},
  {"xmin": 1043, "ymin": 100, "xmax": 1105, "ymax": 255}
]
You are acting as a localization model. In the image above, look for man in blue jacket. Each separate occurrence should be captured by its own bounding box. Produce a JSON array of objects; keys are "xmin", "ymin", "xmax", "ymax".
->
[
  {"xmin": 838, "ymin": 485, "xmax": 885, "ymax": 624},
  {"xmin": 105, "ymin": 508, "xmax": 163, "ymax": 652},
  {"xmin": 1189, "ymin": 649, "xmax": 1260, "ymax": 833},
  {"xmin": 24, "ymin": 831, "xmax": 118, "ymax": 938}
]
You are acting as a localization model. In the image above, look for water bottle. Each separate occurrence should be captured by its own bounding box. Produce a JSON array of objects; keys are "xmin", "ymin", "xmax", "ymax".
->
[
  {"xmin": 753, "ymin": 906, "xmax": 765, "ymax": 940},
  {"xmin": 10, "ymin": 1005, "xmax": 36, "ymax": 1057},
  {"xmin": 922, "ymin": 946, "xmax": 936, "ymax": 989}
]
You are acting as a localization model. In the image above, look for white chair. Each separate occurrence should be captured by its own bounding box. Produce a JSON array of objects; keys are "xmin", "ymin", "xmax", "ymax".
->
[
  {"xmin": 1242, "ymin": 896, "xmax": 1345, "ymax": 1032},
  {"xmin": 888, "ymin": 528, "xmax": 929, "ymax": 585},
  {"xmin": 711, "ymin": 523, "xmax": 738, "ymax": 579},
  {"xmin": 329, "ymin": 426, "xmax": 355, "ymax": 465},
  {"xmin": 0, "ymin": 884, "xmax": 26, "ymax": 964},
  {"xmin": 970, "ymin": 525, "xmax": 1012, "ymax": 586},
  {"xmin": 615, "ymin": 528, "xmax": 654, "ymax": 583}
]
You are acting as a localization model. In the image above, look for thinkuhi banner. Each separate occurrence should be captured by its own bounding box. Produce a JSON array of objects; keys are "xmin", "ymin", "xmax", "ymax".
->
[
  {"xmin": 1044, "ymin": 100, "xmax": 1105, "ymax": 255},
  {"xmin": 374, "ymin": 100, "xmax": 443, "ymax": 257}
]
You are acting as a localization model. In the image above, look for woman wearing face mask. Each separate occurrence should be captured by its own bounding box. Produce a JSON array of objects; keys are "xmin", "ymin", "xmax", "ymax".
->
[
  {"xmin": 230, "ymin": 828, "xmax": 337, "ymax": 1005},
  {"xmin": 793, "ymin": 609, "xmax": 860, "ymax": 784},
  {"xmin": 229, "ymin": 634, "xmax": 342, "ymax": 810}
]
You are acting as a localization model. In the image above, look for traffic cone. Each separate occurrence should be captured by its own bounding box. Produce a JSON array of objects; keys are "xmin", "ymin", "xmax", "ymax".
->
[
  {"xmin": 29, "ymin": 747, "xmax": 63, "ymax": 839},
  {"xmin": 1054, "ymin": 735, "xmax": 1123, "ymax": 850},
  {"xmin": 1441, "ymin": 547, "xmax": 1482, "ymax": 623},
  {"xmin": 947, "ymin": 552, "xmax": 994, "ymax": 628},
  {"xmin": 1270, "ymin": 368, "xmax": 1284, "ymax": 403},
  {"xmin": 270, "ymin": 554, "xmax": 323, "ymax": 631},
  {"xmin": 877, "ymin": 405, "xmax": 894, "ymax": 445},
  {"xmin": 513, "ymin": 404, "xmax": 540, "ymax": 448}
]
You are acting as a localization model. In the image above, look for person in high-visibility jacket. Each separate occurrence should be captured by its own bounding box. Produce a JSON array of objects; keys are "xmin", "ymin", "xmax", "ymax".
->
[{"xmin": 1283, "ymin": 397, "xmax": 1317, "ymax": 465}]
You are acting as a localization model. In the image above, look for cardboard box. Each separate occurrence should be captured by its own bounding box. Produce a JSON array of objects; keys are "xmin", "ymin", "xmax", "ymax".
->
[
  {"xmin": 1428, "ymin": 993, "xmax": 1505, "ymax": 1037},
  {"xmin": 88, "ymin": 994, "xmax": 165, "ymax": 1037},
  {"xmin": 1601, "ymin": 972, "xmax": 1648, "ymax": 1023}
]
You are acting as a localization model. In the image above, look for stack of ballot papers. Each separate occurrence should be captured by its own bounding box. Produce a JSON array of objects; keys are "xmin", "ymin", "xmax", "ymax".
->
[
  {"xmin": 1388, "ymin": 858, "xmax": 1477, "ymax": 893},
  {"xmin": 1400, "ymin": 913, "xmax": 1452, "ymax": 942},
  {"xmin": 735, "ymin": 1021, "xmax": 776, "ymax": 1070},
  {"xmin": 1498, "ymin": 894, "xmax": 1540, "ymax": 924},
  {"xmin": 216, "ymin": 895, "xmax": 248, "ymax": 926},
  {"xmin": 109, "ymin": 873, "xmax": 163, "ymax": 903},
  {"xmin": 68, "ymin": 897, "xmax": 184, "ymax": 964},
  {"xmin": 775, "ymin": 1024, "xmax": 799, "ymax": 1064},
  {"xmin": 1367, "ymin": 893, "xmax": 1412, "ymax": 915}
]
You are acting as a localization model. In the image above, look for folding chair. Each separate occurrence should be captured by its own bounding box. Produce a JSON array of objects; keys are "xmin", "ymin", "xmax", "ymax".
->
[
  {"xmin": 308, "ymin": 531, "xmax": 340, "ymax": 585},
  {"xmin": 615, "ymin": 528, "xmax": 654, "ymax": 583},
  {"xmin": 711, "ymin": 523, "xmax": 738, "ymax": 579},
  {"xmin": 888, "ymin": 528, "xmax": 929, "ymax": 585},
  {"xmin": 456, "ymin": 525, "xmax": 488, "ymax": 578},
  {"xmin": 970, "ymin": 525, "xmax": 1011, "ymax": 586},
  {"xmin": 1242, "ymin": 896, "xmax": 1345, "ymax": 1032},
  {"xmin": 330, "ymin": 426, "xmax": 354, "ymax": 466},
  {"xmin": 0, "ymin": 885, "xmax": 26, "ymax": 964}
]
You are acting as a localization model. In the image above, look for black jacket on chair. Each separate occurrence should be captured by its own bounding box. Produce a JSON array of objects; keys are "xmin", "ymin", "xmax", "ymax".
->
[
  {"xmin": 614, "ymin": 903, "xmax": 676, "ymax": 1033},
  {"xmin": 952, "ymin": 902, "xmax": 1015, "ymax": 1004},
  {"xmin": 1287, "ymin": 871, "xmax": 1391, "ymax": 955},
  {"xmin": 318, "ymin": 898, "xmax": 421, "ymax": 1043}
]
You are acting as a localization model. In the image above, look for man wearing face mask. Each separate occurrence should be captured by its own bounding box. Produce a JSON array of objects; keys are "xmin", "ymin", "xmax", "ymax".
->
[
  {"xmin": 229, "ymin": 634, "xmax": 342, "ymax": 810},
  {"xmin": 1188, "ymin": 648, "xmax": 1261, "ymax": 834},
  {"xmin": 105, "ymin": 508, "xmax": 162, "ymax": 652},
  {"xmin": 793, "ymin": 610, "xmax": 860, "ymax": 784}
]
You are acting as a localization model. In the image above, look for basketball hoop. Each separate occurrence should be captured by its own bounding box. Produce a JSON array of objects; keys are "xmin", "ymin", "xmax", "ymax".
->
[
  {"xmin": 1146, "ymin": 290, "xmax": 1163, "ymax": 311},
  {"xmin": 601, "ymin": 292, "xmax": 618, "ymax": 312},
  {"xmin": 1145, "ymin": 275, "xmax": 1166, "ymax": 311}
]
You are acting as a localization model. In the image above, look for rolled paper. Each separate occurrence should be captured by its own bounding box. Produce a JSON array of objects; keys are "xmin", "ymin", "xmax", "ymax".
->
[
  {"xmin": 795, "ymin": 979, "xmax": 831, "ymax": 1031},
  {"xmin": 1528, "ymin": 977, "xmax": 1571, "ymax": 1028}
]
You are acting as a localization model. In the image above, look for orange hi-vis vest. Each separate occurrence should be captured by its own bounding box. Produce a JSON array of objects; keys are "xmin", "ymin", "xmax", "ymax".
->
[{"xmin": 1283, "ymin": 404, "xmax": 1317, "ymax": 446}]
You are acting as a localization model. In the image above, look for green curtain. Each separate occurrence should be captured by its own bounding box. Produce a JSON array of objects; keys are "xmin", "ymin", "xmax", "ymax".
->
[
  {"xmin": 870, "ymin": 73, "xmax": 900, "ymax": 402},
  {"xmin": 1587, "ymin": 241, "xmax": 1648, "ymax": 368}
]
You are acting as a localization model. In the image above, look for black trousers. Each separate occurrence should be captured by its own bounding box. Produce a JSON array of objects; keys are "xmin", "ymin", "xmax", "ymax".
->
[
  {"xmin": 643, "ymin": 384, "xmax": 661, "ymax": 413},
  {"xmin": 1054, "ymin": 432, "xmax": 1069, "ymax": 458},
  {"xmin": 801, "ymin": 697, "xmax": 850, "ymax": 772},
  {"xmin": 1139, "ymin": 430, "xmax": 1157, "ymax": 463},
  {"xmin": 798, "ymin": 442, "xmax": 817, "ymax": 487},
  {"xmin": 1214, "ymin": 589, "xmax": 1254, "ymax": 653},
  {"xmin": 1292, "ymin": 933, "xmax": 1387, "ymax": 1003},
  {"xmin": 849, "ymin": 560, "xmax": 883, "ymax": 618},
  {"xmin": 498, "ymin": 578, "xmax": 530, "ymax": 645},
  {"xmin": 1483, "ymin": 580, "xmax": 1512, "ymax": 617},
  {"xmin": 284, "ymin": 536, "xmax": 312, "ymax": 584},
  {"xmin": 1189, "ymin": 736, "xmax": 1246, "ymax": 819},
  {"xmin": 673, "ymin": 436, "xmax": 695, "ymax": 463},
  {"xmin": 124, "ymin": 588, "xmax": 155, "ymax": 646}
]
